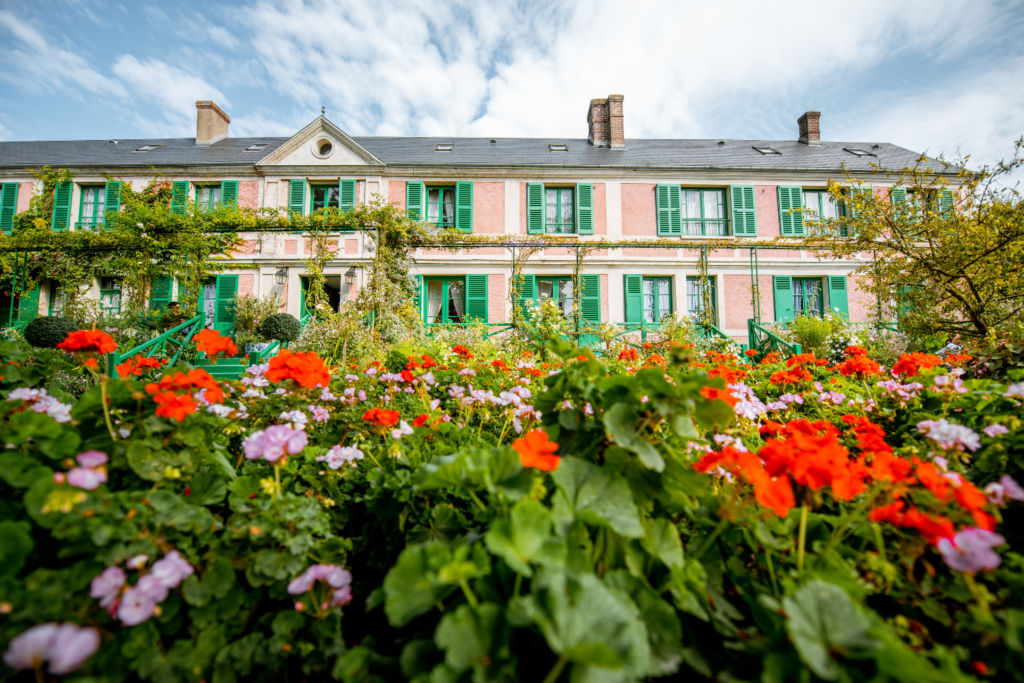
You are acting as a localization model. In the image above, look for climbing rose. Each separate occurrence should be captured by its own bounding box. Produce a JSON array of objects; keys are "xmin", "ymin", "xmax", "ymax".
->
[
  {"xmin": 3, "ymin": 622, "xmax": 100, "ymax": 675},
  {"xmin": 512, "ymin": 429, "xmax": 560, "ymax": 471}
]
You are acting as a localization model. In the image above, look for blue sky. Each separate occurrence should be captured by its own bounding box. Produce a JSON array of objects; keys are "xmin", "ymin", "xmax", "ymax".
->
[{"xmin": 2, "ymin": 0, "xmax": 1024, "ymax": 173}]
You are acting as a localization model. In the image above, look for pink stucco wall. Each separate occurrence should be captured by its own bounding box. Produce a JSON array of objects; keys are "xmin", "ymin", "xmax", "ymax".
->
[
  {"xmin": 545, "ymin": 247, "xmax": 572, "ymax": 256},
  {"xmin": 849, "ymin": 271, "xmax": 875, "ymax": 323},
  {"xmin": 475, "ymin": 182, "xmax": 504, "ymax": 234},
  {"xmin": 755, "ymin": 185, "xmax": 780, "ymax": 237},
  {"xmin": 234, "ymin": 240, "xmax": 257, "ymax": 256},
  {"xmin": 349, "ymin": 275, "xmax": 360, "ymax": 301},
  {"xmin": 345, "ymin": 239, "xmax": 358, "ymax": 254},
  {"xmin": 624, "ymin": 247, "xmax": 676, "ymax": 258},
  {"xmin": 239, "ymin": 273, "xmax": 255, "ymax": 296},
  {"xmin": 594, "ymin": 183, "xmax": 607, "ymax": 235},
  {"xmin": 723, "ymin": 274, "xmax": 773, "ymax": 329},
  {"xmin": 489, "ymin": 274, "xmax": 506, "ymax": 323},
  {"xmin": 17, "ymin": 183, "xmax": 33, "ymax": 212},
  {"xmin": 600, "ymin": 274, "xmax": 609, "ymax": 323},
  {"xmin": 391, "ymin": 181, "xmax": 406, "ymax": 211},
  {"xmin": 357, "ymin": 180, "xmax": 363, "ymax": 208},
  {"xmin": 475, "ymin": 247, "xmax": 505, "ymax": 255},
  {"xmin": 622, "ymin": 184, "xmax": 656, "ymax": 235},
  {"xmin": 239, "ymin": 181, "xmax": 258, "ymax": 209},
  {"xmin": 285, "ymin": 240, "xmax": 297, "ymax": 256}
]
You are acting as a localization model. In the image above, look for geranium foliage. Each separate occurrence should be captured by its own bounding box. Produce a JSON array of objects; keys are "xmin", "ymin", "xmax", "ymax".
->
[{"xmin": 1, "ymin": 334, "xmax": 1023, "ymax": 682}]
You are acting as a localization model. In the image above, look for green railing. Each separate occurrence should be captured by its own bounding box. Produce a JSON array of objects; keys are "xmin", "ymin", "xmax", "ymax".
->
[
  {"xmin": 106, "ymin": 314, "xmax": 204, "ymax": 378},
  {"xmin": 747, "ymin": 318, "xmax": 802, "ymax": 359}
]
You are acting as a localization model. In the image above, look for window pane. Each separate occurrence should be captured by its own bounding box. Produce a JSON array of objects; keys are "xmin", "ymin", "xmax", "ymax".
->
[
  {"xmin": 643, "ymin": 279, "xmax": 653, "ymax": 296},
  {"xmin": 560, "ymin": 189, "xmax": 573, "ymax": 225},
  {"xmin": 447, "ymin": 280, "xmax": 465, "ymax": 323},
  {"xmin": 558, "ymin": 279, "xmax": 573, "ymax": 300},
  {"xmin": 426, "ymin": 280, "xmax": 443, "ymax": 323},
  {"xmin": 703, "ymin": 190, "xmax": 723, "ymax": 220},
  {"xmin": 442, "ymin": 189, "xmax": 455, "ymax": 225},
  {"xmin": 682, "ymin": 190, "xmax": 700, "ymax": 219},
  {"xmin": 427, "ymin": 189, "xmax": 440, "ymax": 223},
  {"xmin": 803, "ymin": 191, "xmax": 819, "ymax": 219},
  {"xmin": 546, "ymin": 190, "xmax": 557, "ymax": 223},
  {"xmin": 538, "ymin": 280, "xmax": 554, "ymax": 299},
  {"xmin": 327, "ymin": 187, "xmax": 339, "ymax": 207},
  {"xmin": 198, "ymin": 187, "xmax": 211, "ymax": 209},
  {"xmin": 657, "ymin": 279, "xmax": 670, "ymax": 295},
  {"xmin": 822, "ymin": 195, "xmax": 839, "ymax": 220},
  {"xmin": 211, "ymin": 187, "xmax": 222, "ymax": 204}
]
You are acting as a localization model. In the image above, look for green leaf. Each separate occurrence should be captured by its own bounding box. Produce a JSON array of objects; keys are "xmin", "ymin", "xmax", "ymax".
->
[
  {"xmin": 127, "ymin": 439, "xmax": 192, "ymax": 482},
  {"xmin": 484, "ymin": 499, "xmax": 553, "ymax": 576},
  {"xmin": 604, "ymin": 570, "xmax": 684, "ymax": 676},
  {"xmin": 551, "ymin": 456, "xmax": 643, "ymax": 539},
  {"xmin": 640, "ymin": 518, "xmax": 683, "ymax": 570},
  {"xmin": 188, "ymin": 468, "xmax": 228, "ymax": 506},
  {"xmin": 0, "ymin": 520, "xmax": 33, "ymax": 576},
  {"xmin": 415, "ymin": 447, "xmax": 532, "ymax": 500},
  {"xmin": 602, "ymin": 403, "xmax": 664, "ymax": 471},
  {"xmin": 783, "ymin": 580, "xmax": 879, "ymax": 680},
  {"xmin": 252, "ymin": 549, "xmax": 303, "ymax": 581},
  {"xmin": 383, "ymin": 542, "xmax": 477, "ymax": 627},
  {"xmin": 0, "ymin": 451, "xmax": 51, "ymax": 488},
  {"xmin": 435, "ymin": 602, "xmax": 504, "ymax": 674}
]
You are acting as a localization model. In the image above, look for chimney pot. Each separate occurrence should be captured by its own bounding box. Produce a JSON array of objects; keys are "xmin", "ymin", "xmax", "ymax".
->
[
  {"xmin": 587, "ymin": 95, "xmax": 625, "ymax": 149},
  {"xmin": 196, "ymin": 100, "xmax": 230, "ymax": 147},
  {"xmin": 798, "ymin": 111, "xmax": 821, "ymax": 146}
]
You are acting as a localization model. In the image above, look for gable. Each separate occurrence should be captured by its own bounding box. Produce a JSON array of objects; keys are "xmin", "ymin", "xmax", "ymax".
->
[{"xmin": 257, "ymin": 117, "xmax": 385, "ymax": 168}]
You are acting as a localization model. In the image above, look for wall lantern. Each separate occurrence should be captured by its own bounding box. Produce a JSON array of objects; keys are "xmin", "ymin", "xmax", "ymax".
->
[
  {"xmin": 344, "ymin": 267, "xmax": 357, "ymax": 286},
  {"xmin": 275, "ymin": 268, "xmax": 288, "ymax": 286}
]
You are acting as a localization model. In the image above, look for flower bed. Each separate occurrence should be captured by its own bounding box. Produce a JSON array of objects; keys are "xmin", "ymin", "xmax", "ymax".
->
[{"xmin": 1, "ymin": 332, "xmax": 1023, "ymax": 682}]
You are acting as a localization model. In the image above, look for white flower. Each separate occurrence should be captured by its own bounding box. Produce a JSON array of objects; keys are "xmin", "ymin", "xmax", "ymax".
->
[
  {"xmin": 1005, "ymin": 383, "xmax": 1024, "ymax": 398},
  {"xmin": 391, "ymin": 421, "xmax": 414, "ymax": 440},
  {"xmin": 316, "ymin": 445, "xmax": 365, "ymax": 469}
]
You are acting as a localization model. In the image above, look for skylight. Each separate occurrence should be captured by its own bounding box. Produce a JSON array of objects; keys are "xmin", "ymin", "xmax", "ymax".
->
[
  {"xmin": 435, "ymin": 143, "xmax": 453, "ymax": 152},
  {"xmin": 752, "ymin": 146, "xmax": 780, "ymax": 155},
  {"xmin": 132, "ymin": 144, "xmax": 163, "ymax": 153},
  {"xmin": 844, "ymin": 148, "xmax": 876, "ymax": 157},
  {"xmin": 549, "ymin": 143, "xmax": 569, "ymax": 152},
  {"xmin": 245, "ymin": 143, "xmax": 270, "ymax": 151}
]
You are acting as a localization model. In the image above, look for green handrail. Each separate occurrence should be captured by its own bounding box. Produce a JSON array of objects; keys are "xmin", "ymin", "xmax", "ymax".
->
[
  {"xmin": 106, "ymin": 314, "xmax": 204, "ymax": 377},
  {"xmin": 747, "ymin": 318, "xmax": 802, "ymax": 359}
]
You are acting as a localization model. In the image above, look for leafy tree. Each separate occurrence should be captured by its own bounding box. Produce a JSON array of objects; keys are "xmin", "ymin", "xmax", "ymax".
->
[{"xmin": 806, "ymin": 139, "xmax": 1024, "ymax": 340}]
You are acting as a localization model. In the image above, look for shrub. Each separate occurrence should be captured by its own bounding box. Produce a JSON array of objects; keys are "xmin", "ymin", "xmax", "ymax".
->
[
  {"xmin": 23, "ymin": 316, "xmax": 78, "ymax": 348},
  {"xmin": 259, "ymin": 313, "xmax": 301, "ymax": 342}
]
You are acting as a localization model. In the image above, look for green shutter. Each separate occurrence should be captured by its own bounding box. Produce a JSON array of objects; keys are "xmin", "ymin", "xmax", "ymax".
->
[
  {"xmin": 102, "ymin": 181, "xmax": 122, "ymax": 229},
  {"xmin": 170, "ymin": 181, "xmax": 188, "ymax": 216},
  {"xmin": 526, "ymin": 183, "xmax": 544, "ymax": 234},
  {"xmin": 454, "ymin": 180, "xmax": 474, "ymax": 233},
  {"xmin": 289, "ymin": 180, "xmax": 306, "ymax": 216},
  {"xmin": 51, "ymin": 181, "xmax": 72, "ymax": 231},
  {"xmin": 938, "ymin": 189, "xmax": 953, "ymax": 218},
  {"xmin": 16, "ymin": 285, "xmax": 40, "ymax": 327},
  {"xmin": 221, "ymin": 180, "xmax": 239, "ymax": 209},
  {"xmin": 730, "ymin": 185, "xmax": 756, "ymax": 236},
  {"xmin": 827, "ymin": 275, "xmax": 849, "ymax": 319},
  {"xmin": 149, "ymin": 276, "xmax": 173, "ymax": 312},
  {"xmin": 214, "ymin": 274, "xmax": 238, "ymax": 333},
  {"xmin": 515, "ymin": 274, "xmax": 538, "ymax": 317},
  {"xmin": 656, "ymin": 184, "xmax": 681, "ymax": 236},
  {"xmin": 623, "ymin": 274, "xmax": 643, "ymax": 323},
  {"xmin": 406, "ymin": 181, "xmax": 425, "ymax": 220},
  {"xmin": 0, "ymin": 183, "xmax": 18, "ymax": 235},
  {"xmin": 777, "ymin": 186, "xmax": 804, "ymax": 236},
  {"xmin": 339, "ymin": 179, "xmax": 356, "ymax": 212},
  {"xmin": 413, "ymin": 274, "xmax": 423, "ymax": 321},
  {"xmin": 576, "ymin": 183, "xmax": 593, "ymax": 234},
  {"xmin": 890, "ymin": 186, "xmax": 907, "ymax": 206},
  {"xmin": 579, "ymin": 274, "xmax": 601, "ymax": 325},
  {"xmin": 465, "ymin": 274, "xmax": 488, "ymax": 323},
  {"xmin": 773, "ymin": 276, "xmax": 794, "ymax": 323}
]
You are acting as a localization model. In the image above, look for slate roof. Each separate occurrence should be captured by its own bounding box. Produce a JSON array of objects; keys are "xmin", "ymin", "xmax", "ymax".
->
[{"xmin": 0, "ymin": 134, "xmax": 951, "ymax": 173}]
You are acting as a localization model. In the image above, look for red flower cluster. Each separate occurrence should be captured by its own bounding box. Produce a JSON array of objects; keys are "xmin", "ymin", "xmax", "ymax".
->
[
  {"xmin": 744, "ymin": 349, "xmax": 759, "ymax": 358},
  {"xmin": 644, "ymin": 354, "xmax": 667, "ymax": 369},
  {"xmin": 524, "ymin": 368, "xmax": 545, "ymax": 377},
  {"xmin": 701, "ymin": 386, "xmax": 738, "ymax": 407},
  {"xmin": 869, "ymin": 502, "xmax": 956, "ymax": 545},
  {"xmin": 421, "ymin": 355, "xmax": 439, "ymax": 369},
  {"xmin": 492, "ymin": 359, "xmax": 510, "ymax": 371},
  {"xmin": 786, "ymin": 353, "xmax": 816, "ymax": 368},
  {"xmin": 618, "ymin": 348, "xmax": 639, "ymax": 362},
  {"xmin": 57, "ymin": 330, "xmax": 117, "ymax": 355},
  {"xmin": 835, "ymin": 354, "xmax": 882, "ymax": 378},
  {"xmin": 266, "ymin": 350, "xmax": 331, "ymax": 388},
  {"xmin": 759, "ymin": 352, "xmax": 782, "ymax": 366},
  {"xmin": 769, "ymin": 367, "xmax": 813, "ymax": 386},
  {"xmin": 145, "ymin": 368, "xmax": 223, "ymax": 421},
  {"xmin": 891, "ymin": 352, "xmax": 943, "ymax": 377},
  {"xmin": 116, "ymin": 355, "xmax": 165, "ymax": 377},
  {"xmin": 706, "ymin": 350, "xmax": 739, "ymax": 364},
  {"xmin": 844, "ymin": 345, "xmax": 869, "ymax": 357},
  {"xmin": 363, "ymin": 408, "xmax": 400, "ymax": 427},
  {"xmin": 945, "ymin": 353, "xmax": 973, "ymax": 364},
  {"xmin": 512, "ymin": 429, "xmax": 560, "ymax": 471},
  {"xmin": 708, "ymin": 364, "xmax": 748, "ymax": 384},
  {"xmin": 194, "ymin": 329, "xmax": 237, "ymax": 358},
  {"xmin": 451, "ymin": 345, "xmax": 474, "ymax": 360}
]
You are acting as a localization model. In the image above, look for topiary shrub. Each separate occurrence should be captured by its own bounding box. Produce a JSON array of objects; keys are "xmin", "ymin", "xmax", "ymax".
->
[
  {"xmin": 23, "ymin": 316, "xmax": 78, "ymax": 349},
  {"xmin": 259, "ymin": 313, "xmax": 301, "ymax": 342}
]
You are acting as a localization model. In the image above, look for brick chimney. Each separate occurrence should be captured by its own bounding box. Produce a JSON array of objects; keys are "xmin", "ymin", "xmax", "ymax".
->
[
  {"xmin": 587, "ymin": 95, "xmax": 625, "ymax": 149},
  {"xmin": 195, "ymin": 101, "xmax": 230, "ymax": 146},
  {"xmin": 797, "ymin": 111, "xmax": 821, "ymax": 145}
]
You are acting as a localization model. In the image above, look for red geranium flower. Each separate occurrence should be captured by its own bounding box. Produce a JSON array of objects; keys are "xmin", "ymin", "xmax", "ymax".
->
[
  {"xmin": 57, "ymin": 330, "xmax": 117, "ymax": 355},
  {"xmin": 891, "ymin": 352, "xmax": 943, "ymax": 377},
  {"xmin": 492, "ymin": 359, "xmax": 509, "ymax": 371},
  {"xmin": 451, "ymin": 345, "xmax": 474, "ymax": 360},
  {"xmin": 701, "ymin": 386, "xmax": 738, "ymax": 407},
  {"xmin": 512, "ymin": 429, "xmax": 560, "ymax": 472},
  {"xmin": 618, "ymin": 348, "xmax": 639, "ymax": 362},
  {"xmin": 152, "ymin": 391, "xmax": 199, "ymax": 422},
  {"xmin": 363, "ymin": 408, "xmax": 400, "ymax": 427},
  {"xmin": 266, "ymin": 350, "xmax": 331, "ymax": 388},
  {"xmin": 194, "ymin": 329, "xmax": 238, "ymax": 359}
]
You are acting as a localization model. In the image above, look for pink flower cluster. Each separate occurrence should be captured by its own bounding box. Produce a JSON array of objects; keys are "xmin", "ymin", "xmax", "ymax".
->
[
  {"xmin": 243, "ymin": 424, "xmax": 308, "ymax": 462},
  {"xmin": 90, "ymin": 550, "xmax": 194, "ymax": 626},
  {"xmin": 938, "ymin": 528, "xmax": 1006, "ymax": 572},
  {"xmin": 53, "ymin": 451, "xmax": 109, "ymax": 490},
  {"xmin": 287, "ymin": 564, "xmax": 353, "ymax": 610},
  {"xmin": 3, "ymin": 622, "xmax": 100, "ymax": 675}
]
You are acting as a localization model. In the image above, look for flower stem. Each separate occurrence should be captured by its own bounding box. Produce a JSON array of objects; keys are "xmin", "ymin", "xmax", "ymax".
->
[
  {"xmin": 468, "ymin": 489, "xmax": 487, "ymax": 512},
  {"xmin": 100, "ymin": 378, "xmax": 119, "ymax": 442},
  {"xmin": 963, "ymin": 573, "xmax": 993, "ymax": 621},
  {"xmin": 765, "ymin": 547, "xmax": 779, "ymax": 598},
  {"xmin": 691, "ymin": 517, "xmax": 729, "ymax": 562},
  {"xmin": 797, "ymin": 505, "xmax": 809, "ymax": 573},
  {"xmin": 541, "ymin": 655, "xmax": 569, "ymax": 683},
  {"xmin": 513, "ymin": 572, "xmax": 523, "ymax": 597},
  {"xmin": 459, "ymin": 578, "xmax": 479, "ymax": 608}
]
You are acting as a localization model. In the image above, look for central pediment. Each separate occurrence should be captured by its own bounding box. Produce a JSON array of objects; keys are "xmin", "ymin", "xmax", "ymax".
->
[{"xmin": 257, "ymin": 116, "xmax": 385, "ymax": 167}]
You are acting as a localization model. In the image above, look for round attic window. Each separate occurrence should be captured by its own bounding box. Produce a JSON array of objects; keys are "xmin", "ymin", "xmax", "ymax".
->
[{"xmin": 312, "ymin": 138, "xmax": 334, "ymax": 159}]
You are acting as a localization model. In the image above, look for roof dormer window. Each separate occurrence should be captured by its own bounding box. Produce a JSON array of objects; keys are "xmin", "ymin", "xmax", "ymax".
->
[
  {"xmin": 245, "ymin": 143, "xmax": 269, "ymax": 152},
  {"xmin": 752, "ymin": 146, "xmax": 780, "ymax": 155},
  {"xmin": 435, "ymin": 143, "xmax": 453, "ymax": 152},
  {"xmin": 549, "ymin": 143, "xmax": 568, "ymax": 152},
  {"xmin": 844, "ymin": 148, "xmax": 876, "ymax": 157},
  {"xmin": 132, "ymin": 144, "xmax": 163, "ymax": 153}
]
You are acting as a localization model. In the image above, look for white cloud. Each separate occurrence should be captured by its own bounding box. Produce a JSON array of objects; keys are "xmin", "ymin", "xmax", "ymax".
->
[
  {"xmin": 111, "ymin": 55, "xmax": 229, "ymax": 135},
  {"xmin": 0, "ymin": 9, "xmax": 128, "ymax": 99}
]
